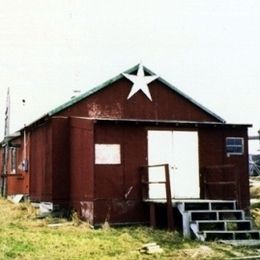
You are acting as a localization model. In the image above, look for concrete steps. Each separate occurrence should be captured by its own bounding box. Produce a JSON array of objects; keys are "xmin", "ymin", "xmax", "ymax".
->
[{"xmin": 176, "ymin": 200, "xmax": 260, "ymax": 241}]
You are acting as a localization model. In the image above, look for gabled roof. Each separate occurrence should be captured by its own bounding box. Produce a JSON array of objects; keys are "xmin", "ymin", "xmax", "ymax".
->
[{"xmin": 28, "ymin": 63, "xmax": 225, "ymax": 126}]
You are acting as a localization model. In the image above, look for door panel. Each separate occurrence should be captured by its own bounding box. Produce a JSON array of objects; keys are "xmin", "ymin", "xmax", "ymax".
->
[
  {"xmin": 172, "ymin": 131, "xmax": 199, "ymax": 198},
  {"xmin": 148, "ymin": 130, "xmax": 200, "ymax": 199},
  {"xmin": 148, "ymin": 131, "xmax": 172, "ymax": 199}
]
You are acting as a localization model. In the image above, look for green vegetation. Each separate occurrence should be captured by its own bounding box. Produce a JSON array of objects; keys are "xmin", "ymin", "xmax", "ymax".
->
[
  {"xmin": 0, "ymin": 198, "xmax": 260, "ymax": 259},
  {"xmin": 250, "ymin": 177, "xmax": 260, "ymax": 226}
]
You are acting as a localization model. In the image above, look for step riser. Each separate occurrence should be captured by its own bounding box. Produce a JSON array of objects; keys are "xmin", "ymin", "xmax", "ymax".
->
[
  {"xmin": 190, "ymin": 211, "xmax": 244, "ymax": 221},
  {"xmin": 219, "ymin": 212, "xmax": 244, "ymax": 221},
  {"xmin": 205, "ymin": 232, "xmax": 234, "ymax": 241},
  {"xmin": 235, "ymin": 232, "xmax": 260, "ymax": 240},
  {"xmin": 204, "ymin": 231, "xmax": 260, "ymax": 241},
  {"xmin": 197, "ymin": 221, "xmax": 252, "ymax": 232},
  {"xmin": 176, "ymin": 200, "xmax": 259, "ymax": 241},
  {"xmin": 184, "ymin": 202, "xmax": 236, "ymax": 211}
]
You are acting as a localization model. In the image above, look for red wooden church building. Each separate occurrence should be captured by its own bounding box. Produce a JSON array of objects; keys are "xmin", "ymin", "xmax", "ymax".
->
[{"xmin": 0, "ymin": 64, "xmax": 253, "ymax": 239}]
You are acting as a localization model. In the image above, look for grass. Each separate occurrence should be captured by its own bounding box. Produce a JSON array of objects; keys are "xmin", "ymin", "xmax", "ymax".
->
[
  {"xmin": 250, "ymin": 186, "xmax": 260, "ymax": 199},
  {"xmin": 0, "ymin": 199, "xmax": 260, "ymax": 259},
  {"xmin": 250, "ymin": 177, "xmax": 260, "ymax": 227}
]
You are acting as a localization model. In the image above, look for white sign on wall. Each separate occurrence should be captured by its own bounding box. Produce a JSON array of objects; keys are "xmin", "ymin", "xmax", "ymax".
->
[{"xmin": 95, "ymin": 144, "xmax": 121, "ymax": 165}]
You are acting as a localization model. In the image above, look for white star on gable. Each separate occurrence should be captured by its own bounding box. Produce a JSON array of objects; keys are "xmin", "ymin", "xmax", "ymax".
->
[{"xmin": 122, "ymin": 64, "xmax": 159, "ymax": 101}]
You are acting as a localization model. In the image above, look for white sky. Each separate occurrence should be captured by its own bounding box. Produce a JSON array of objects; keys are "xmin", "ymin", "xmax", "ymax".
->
[{"xmin": 0, "ymin": 0, "xmax": 260, "ymax": 153}]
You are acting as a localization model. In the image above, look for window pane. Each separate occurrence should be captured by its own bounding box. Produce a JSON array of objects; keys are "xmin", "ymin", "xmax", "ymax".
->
[
  {"xmin": 226, "ymin": 139, "xmax": 234, "ymax": 145},
  {"xmin": 234, "ymin": 139, "xmax": 242, "ymax": 146}
]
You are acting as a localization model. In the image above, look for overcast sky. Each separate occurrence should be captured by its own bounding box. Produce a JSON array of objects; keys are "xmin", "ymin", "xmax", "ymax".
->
[{"xmin": 0, "ymin": 1, "xmax": 260, "ymax": 152}]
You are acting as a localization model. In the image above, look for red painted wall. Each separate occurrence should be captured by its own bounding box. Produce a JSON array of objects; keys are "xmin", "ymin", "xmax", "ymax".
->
[
  {"xmin": 3, "ymin": 134, "xmax": 30, "ymax": 196},
  {"xmin": 59, "ymin": 77, "xmax": 220, "ymax": 123},
  {"xmin": 51, "ymin": 117, "xmax": 70, "ymax": 206},
  {"xmin": 29, "ymin": 122, "xmax": 52, "ymax": 201},
  {"xmin": 93, "ymin": 123, "xmax": 148, "ymax": 225},
  {"xmin": 69, "ymin": 117, "xmax": 94, "ymax": 223},
  {"xmin": 29, "ymin": 117, "xmax": 71, "ymax": 204},
  {"xmin": 92, "ymin": 122, "xmax": 249, "ymax": 225},
  {"xmin": 199, "ymin": 126, "xmax": 250, "ymax": 210}
]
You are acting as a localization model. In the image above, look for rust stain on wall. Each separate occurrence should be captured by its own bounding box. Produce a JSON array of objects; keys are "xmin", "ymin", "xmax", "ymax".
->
[{"xmin": 87, "ymin": 102, "xmax": 122, "ymax": 118}]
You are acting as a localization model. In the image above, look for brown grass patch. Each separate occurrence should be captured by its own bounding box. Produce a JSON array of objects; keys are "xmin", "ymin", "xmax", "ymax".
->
[{"xmin": 251, "ymin": 185, "xmax": 260, "ymax": 199}]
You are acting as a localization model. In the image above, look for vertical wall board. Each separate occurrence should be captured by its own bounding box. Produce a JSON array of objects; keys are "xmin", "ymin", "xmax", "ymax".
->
[
  {"xmin": 123, "ymin": 126, "xmax": 147, "ymax": 200},
  {"xmin": 69, "ymin": 117, "xmax": 94, "ymax": 222},
  {"xmin": 94, "ymin": 199, "xmax": 149, "ymax": 225},
  {"xmin": 29, "ymin": 123, "xmax": 52, "ymax": 201},
  {"xmin": 94, "ymin": 125, "xmax": 124, "ymax": 199},
  {"xmin": 51, "ymin": 117, "xmax": 70, "ymax": 206},
  {"xmin": 43, "ymin": 123, "xmax": 52, "ymax": 200}
]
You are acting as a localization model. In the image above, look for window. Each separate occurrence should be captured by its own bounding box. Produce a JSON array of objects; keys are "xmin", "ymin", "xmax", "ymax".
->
[
  {"xmin": 95, "ymin": 144, "xmax": 121, "ymax": 164},
  {"xmin": 226, "ymin": 137, "xmax": 244, "ymax": 155},
  {"xmin": 10, "ymin": 147, "xmax": 17, "ymax": 174}
]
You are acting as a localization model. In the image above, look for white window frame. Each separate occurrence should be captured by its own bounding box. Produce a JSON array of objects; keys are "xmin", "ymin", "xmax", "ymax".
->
[{"xmin": 226, "ymin": 137, "xmax": 244, "ymax": 155}]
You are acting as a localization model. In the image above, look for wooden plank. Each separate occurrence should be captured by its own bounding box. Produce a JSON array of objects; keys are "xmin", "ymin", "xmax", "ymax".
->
[{"xmin": 165, "ymin": 164, "xmax": 174, "ymax": 230}]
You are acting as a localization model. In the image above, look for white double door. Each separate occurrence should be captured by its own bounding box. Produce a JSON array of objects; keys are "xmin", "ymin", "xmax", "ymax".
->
[{"xmin": 148, "ymin": 130, "xmax": 200, "ymax": 199}]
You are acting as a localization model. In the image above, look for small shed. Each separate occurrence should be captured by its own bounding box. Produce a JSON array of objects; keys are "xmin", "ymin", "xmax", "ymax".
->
[{"xmin": 0, "ymin": 64, "xmax": 251, "ymax": 227}]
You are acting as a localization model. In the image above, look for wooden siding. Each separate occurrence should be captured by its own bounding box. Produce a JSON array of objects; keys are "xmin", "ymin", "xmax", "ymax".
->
[
  {"xmin": 92, "ymin": 123, "xmax": 250, "ymax": 224},
  {"xmin": 69, "ymin": 117, "xmax": 94, "ymax": 223},
  {"xmin": 199, "ymin": 127, "xmax": 250, "ymax": 210},
  {"xmin": 59, "ymin": 78, "xmax": 220, "ymax": 123},
  {"xmin": 93, "ymin": 123, "xmax": 148, "ymax": 224},
  {"xmin": 29, "ymin": 122, "xmax": 52, "ymax": 201},
  {"xmin": 51, "ymin": 117, "xmax": 70, "ymax": 206},
  {"xmin": 6, "ymin": 135, "xmax": 29, "ymax": 195}
]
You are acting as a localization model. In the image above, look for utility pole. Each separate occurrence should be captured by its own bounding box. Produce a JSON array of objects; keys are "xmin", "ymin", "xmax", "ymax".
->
[
  {"xmin": 1, "ymin": 87, "xmax": 10, "ymax": 197},
  {"xmin": 22, "ymin": 99, "xmax": 28, "ymax": 172}
]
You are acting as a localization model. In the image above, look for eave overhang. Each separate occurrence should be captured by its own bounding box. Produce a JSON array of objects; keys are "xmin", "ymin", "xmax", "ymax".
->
[{"xmin": 92, "ymin": 118, "xmax": 251, "ymax": 129}]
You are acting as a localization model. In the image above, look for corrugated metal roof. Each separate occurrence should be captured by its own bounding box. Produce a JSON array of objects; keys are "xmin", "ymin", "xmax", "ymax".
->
[{"xmin": 31, "ymin": 63, "xmax": 225, "ymax": 125}]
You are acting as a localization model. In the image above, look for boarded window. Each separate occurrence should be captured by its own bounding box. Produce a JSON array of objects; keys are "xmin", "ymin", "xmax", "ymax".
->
[
  {"xmin": 226, "ymin": 137, "xmax": 244, "ymax": 155},
  {"xmin": 95, "ymin": 144, "xmax": 121, "ymax": 164}
]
